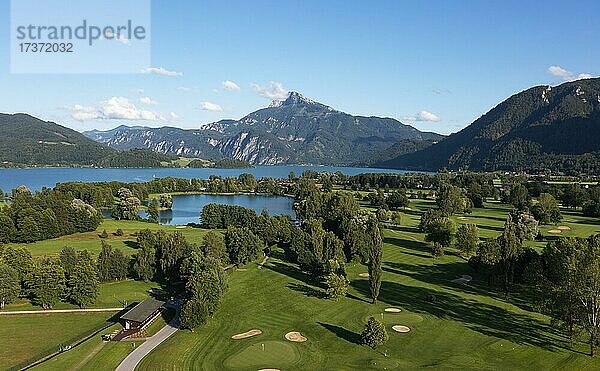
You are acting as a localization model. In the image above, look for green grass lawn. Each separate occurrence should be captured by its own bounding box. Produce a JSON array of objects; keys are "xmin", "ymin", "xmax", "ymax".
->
[
  {"xmin": 8, "ymin": 219, "xmax": 211, "ymax": 257},
  {"xmin": 0, "ymin": 312, "xmax": 112, "ymax": 370},
  {"xmin": 32, "ymin": 323, "xmax": 139, "ymax": 371},
  {"xmin": 2, "ymin": 280, "xmax": 158, "ymax": 312}
]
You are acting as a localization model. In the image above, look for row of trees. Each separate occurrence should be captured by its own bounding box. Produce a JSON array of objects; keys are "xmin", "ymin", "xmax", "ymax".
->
[
  {"xmin": 55, "ymin": 174, "xmax": 288, "ymax": 209},
  {"xmin": 0, "ymin": 186, "xmax": 102, "ymax": 243},
  {"xmin": 0, "ymin": 245, "xmax": 101, "ymax": 309}
]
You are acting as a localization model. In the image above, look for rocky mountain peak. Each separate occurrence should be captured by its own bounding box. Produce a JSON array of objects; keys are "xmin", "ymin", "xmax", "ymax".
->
[{"xmin": 282, "ymin": 91, "xmax": 317, "ymax": 106}]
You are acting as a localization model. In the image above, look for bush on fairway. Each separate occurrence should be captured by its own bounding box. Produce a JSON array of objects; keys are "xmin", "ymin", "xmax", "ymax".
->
[{"xmin": 361, "ymin": 316, "xmax": 388, "ymax": 349}]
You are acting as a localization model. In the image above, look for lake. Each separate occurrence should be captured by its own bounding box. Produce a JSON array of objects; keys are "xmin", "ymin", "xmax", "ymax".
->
[
  {"xmin": 147, "ymin": 193, "xmax": 296, "ymax": 226},
  {"xmin": 0, "ymin": 165, "xmax": 412, "ymax": 191}
]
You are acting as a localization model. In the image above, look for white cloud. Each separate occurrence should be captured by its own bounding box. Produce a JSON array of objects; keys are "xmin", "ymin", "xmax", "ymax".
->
[
  {"xmin": 139, "ymin": 97, "xmax": 158, "ymax": 105},
  {"xmin": 403, "ymin": 110, "xmax": 441, "ymax": 122},
  {"xmin": 177, "ymin": 86, "xmax": 191, "ymax": 92},
  {"xmin": 200, "ymin": 101, "xmax": 223, "ymax": 111},
  {"xmin": 252, "ymin": 81, "xmax": 288, "ymax": 100},
  {"xmin": 69, "ymin": 105, "xmax": 99, "ymax": 121},
  {"xmin": 141, "ymin": 67, "xmax": 183, "ymax": 77},
  {"xmin": 222, "ymin": 80, "xmax": 241, "ymax": 91},
  {"xmin": 169, "ymin": 112, "xmax": 182, "ymax": 120},
  {"xmin": 67, "ymin": 97, "xmax": 165, "ymax": 121},
  {"xmin": 135, "ymin": 88, "xmax": 145, "ymax": 94},
  {"xmin": 548, "ymin": 65, "xmax": 593, "ymax": 81}
]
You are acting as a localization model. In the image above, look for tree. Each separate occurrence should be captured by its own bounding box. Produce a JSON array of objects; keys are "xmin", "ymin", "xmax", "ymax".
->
[
  {"xmin": 424, "ymin": 217, "xmax": 456, "ymax": 256},
  {"xmin": 478, "ymin": 218, "xmax": 523, "ymax": 297},
  {"xmin": 225, "ymin": 226, "xmax": 264, "ymax": 266},
  {"xmin": 201, "ymin": 231, "xmax": 227, "ymax": 263},
  {"xmin": 324, "ymin": 259, "xmax": 349, "ymax": 300},
  {"xmin": 112, "ymin": 188, "xmax": 141, "ymax": 220},
  {"xmin": 159, "ymin": 194, "xmax": 173, "ymax": 209},
  {"xmin": 574, "ymin": 235, "xmax": 600, "ymax": 356},
  {"xmin": 147, "ymin": 198, "xmax": 159, "ymax": 223},
  {"xmin": 455, "ymin": 224, "xmax": 479, "ymax": 257},
  {"xmin": 180, "ymin": 254, "xmax": 228, "ymax": 330},
  {"xmin": 436, "ymin": 184, "xmax": 470, "ymax": 215},
  {"xmin": 583, "ymin": 188, "xmax": 600, "ymax": 217},
  {"xmin": 28, "ymin": 258, "xmax": 66, "ymax": 309},
  {"xmin": 0, "ymin": 213, "xmax": 16, "ymax": 243},
  {"xmin": 391, "ymin": 211, "xmax": 402, "ymax": 226},
  {"xmin": 17, "ymin": 215, "xmax": 41, "ymax": 243},
  {"xmin": 132, "ymin": 244, "xmax": 156, "ymax": 282},
  {"xmin": 39, "ymin": 209, "xmax": 59, "ymax": 240},
  {"xmin": 368, "ymin": 190, "xmax": 387, "ymax": 209},
  {"xmin": 0, "ymin": 264, "xmax": 19, "ymax": 309},
  {"xmin": 155, "ymin": 231, "xmax": 191, "ymax": 283},
  {"xmin": 539, "ymin": 237, "xmax": 581, "ymax": 345},
  {"xmin": 68, "ymin": 250, "xmax": 99, "ymax": 307},
  {"xmin": 361, "ymin": 316, "xmax": 388, "ymax": 349},
  {"xmin": 510, "ymin": 212, "xmax": 539, "ymax": 242},
  {"xmin": 59, "ymin": 246, "xmax": 78, "ymax": 279},
  {"xmin": 294, "ymin": 219, "xmax": 345, "ymax": 275},
  {"xmin": 0, "ymin": 246, "xmax": 34, "ymax": 291},
  {"xmin": 561, "ymin": 184, "xmax": 587, "ymax": 209},
  {"xmin": 419, "ymin": 209, "xmax": 443, "ymax": 232},
  {"xmin": 367, "ymin": 217, "xmax": 383, "ymax": 304},
  {"xmin": 506, "ymin": 183, "xmax": 531, "ymax": 211},
  {"xmin": 531, "ymin": 193, "xmax": 562, "ymax": 224},
  {"xmin": 180, "ymin": 298, "xmax": 210, "ymax": 330},
  {"xmin": 387, "ymin": 190, "xmax": 409, "ymax": 210},
  {"xmin": 376, "ymin": 208, "xmax": 391, "ymax": 222},
  {"xmin": 97, "ymin": 241, "xmax": 128, "ymax": 282},
  {"xmin": 184, "ymin": 256, "xmax": 228, "ymax": 310},
  {"xmin": 100, "ymin": 229, "xmax": 109, "ymax": 239}
]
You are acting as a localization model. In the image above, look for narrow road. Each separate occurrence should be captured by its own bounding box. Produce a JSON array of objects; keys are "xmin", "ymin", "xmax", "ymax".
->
[
  {"xmin": 115, "ymin": 303, "xmax": 180, "ymax": 371},
  {"xmin": 0, "ymin": 308, "xmax": 123, "ymax": 315}
]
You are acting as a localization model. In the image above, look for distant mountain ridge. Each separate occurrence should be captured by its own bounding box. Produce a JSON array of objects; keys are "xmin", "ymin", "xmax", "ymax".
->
[
  {"xmin": 379, "ymin": 78, "xmax": 600, "ymax": 173},
  {"xmin": 85, "ymin": 92, "xmax": 444, "ymax": 166},
  {"xmin": 0, "ymin": 113, "xmax": 114, "ymax": 166}
]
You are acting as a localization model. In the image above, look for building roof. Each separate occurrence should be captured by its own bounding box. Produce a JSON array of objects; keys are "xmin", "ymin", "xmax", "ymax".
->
[{"xmin": 120, "ymin": 298, "xmax": 165, "ymax": 323}]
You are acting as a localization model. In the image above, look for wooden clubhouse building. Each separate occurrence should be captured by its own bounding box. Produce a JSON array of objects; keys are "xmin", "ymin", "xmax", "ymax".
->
[{"xmin": 114, "ymin": 298, "xmax": 165, "ymax": 340}]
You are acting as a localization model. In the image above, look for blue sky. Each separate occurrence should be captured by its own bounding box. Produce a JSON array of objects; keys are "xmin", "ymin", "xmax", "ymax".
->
[{"xmin": 0, "ymin": 0, "xmax": 598, "ymax": 134}]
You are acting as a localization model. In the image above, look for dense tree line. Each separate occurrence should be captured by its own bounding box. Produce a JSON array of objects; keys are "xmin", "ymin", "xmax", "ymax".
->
[
  {"xmin": 0, "ymin": 186, "xmax": 101, "ymax": 243},
  {"xmin": 0, "ymin": 245, "xmax": 102, "ymax": 309}
]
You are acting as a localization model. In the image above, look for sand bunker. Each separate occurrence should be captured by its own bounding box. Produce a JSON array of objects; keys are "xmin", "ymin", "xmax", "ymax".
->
[
  {"xmin": 392, "ymin": 325, "xmax": 411, "ymax": 333},
  {"xmin": 548, "ymin": 229, "xmax": 562, "ymax": 234},
  {"xmin": 284, "ymin": 331, "xmax": 307, "ymax": 342},
  {"xmin": 231, "ymin": 329, "xmax": 262, "ymax": 339},
  {"xmin": 259, "ymin": 369, "xmax": 281, "ymax": 371},
  {"xmin": 457, "ymin": 216, "xmax": 468, "ymax": 220},
  {"xmin": 358, "ymin": 272, "xmax": 370, "ymax": 278},
  {"xmin": 557, "ymin": 226, "xmax": 571, "ymax": 230},
  {"xmin": 175, "ymin": 226, "xmax": 187, "ymax": 229},
  {"xmin": 451, "ymin": 275, "xmax": 472, "ymax": 285},
  {"xmin": 236, "ymin": 268, "xmax": 248, "ymax": 272},
  {"xmin": 384, "ymin": 308, "xmax": 402, "ymax": 313}
]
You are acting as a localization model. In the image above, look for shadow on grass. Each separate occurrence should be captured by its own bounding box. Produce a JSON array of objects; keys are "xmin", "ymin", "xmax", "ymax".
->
[
  {"xmin": 385, "ymin": 236, "xmax": 432, "ymax": 259},
  {"xmin": 124, "ymin": 240, "xmax": 140, "ymax": 249},
  {"xmin": 386, "ymin": 225, "xmax": 421, "ymax": 234},
  {"xmin": 479, "ymin": 225, "xmax": 505, "ymax": 233},
  {"xmin": 349, "ymin": 279, "xmax": 568, "ymax": 352},
  {"xmin": 287, "ymin": 282, "xmax": 325, "ymax": 299},
  {"xmin": 318, "ymin": 322, "xmax": 362, "ymax": 345}
]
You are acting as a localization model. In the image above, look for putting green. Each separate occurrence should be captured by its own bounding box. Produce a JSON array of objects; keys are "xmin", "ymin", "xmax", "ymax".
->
[{"xmin": 223, "ymin": 341, "xmax": 300, "ymax": 369}]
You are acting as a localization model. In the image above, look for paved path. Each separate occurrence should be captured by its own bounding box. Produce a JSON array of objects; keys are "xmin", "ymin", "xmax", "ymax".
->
[
  {"xmin": 116, "ymin": 304, "xmax": 180, "ymax": 371},
  {"xmin": 0, "ymin": 308, "xmax": 123, "ymax": 315}
]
